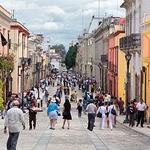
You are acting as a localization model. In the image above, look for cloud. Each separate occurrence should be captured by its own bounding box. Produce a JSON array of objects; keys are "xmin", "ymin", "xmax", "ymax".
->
[
  {"xmin": 0, "ymin": 0, "xmax": 125, "ymax": 49},
  {"xmin": 28, "ymin": 21, "xmax": 64, "ymax": 31},
  {"xmin": 46, "ymin": 6, "xmax": 65, "ymax": 15},
  {"xmin": 1, "ymin": 0, "xmax": 39, "ymax": 10},
  {"xmin": 1, "ymin": 0, "xmax": 65, "ymax": 15}
]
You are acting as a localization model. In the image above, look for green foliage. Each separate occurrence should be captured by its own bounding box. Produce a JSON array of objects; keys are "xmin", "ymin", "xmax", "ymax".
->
[
  {"xmin": 0, "ymin": 80, "xmax": 4, "ymax": 109},
  {"xmin": 51, "ymin": 44, "xmax": 66, "ymax": 58},
  {"xmin": 0, "ymin": 97, "xmax": 4, "ymax": 109},
  {"xmin": 65, "ymin": 44, "xmax": 78, "ymax": 70},
  {"xmin": 0, "ymin": 56, "xmax": 14, "ymax": 70}
]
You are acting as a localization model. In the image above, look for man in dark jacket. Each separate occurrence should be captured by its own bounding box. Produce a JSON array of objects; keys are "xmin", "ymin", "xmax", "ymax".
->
[{"xmin": 28, "ymin": 99, "xmax": 37, "ymax": 130}]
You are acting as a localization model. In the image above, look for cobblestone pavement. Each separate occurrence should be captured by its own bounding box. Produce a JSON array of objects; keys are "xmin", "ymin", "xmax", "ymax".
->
[{"xmin": 0, "ymin": 86, "xmax": 150, "ymax": 150}]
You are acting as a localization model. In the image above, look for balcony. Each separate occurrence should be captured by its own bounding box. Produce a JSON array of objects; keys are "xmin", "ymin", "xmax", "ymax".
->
[
  {"xmin": 108, "ymin": 62, "xmax": 117, "ymax": 74},
  {"xmin": 119, "ymin": 33, "xmax": 141, "ymax": 52},
  {"xmin": 101, "ymin": 55, "xmax": 108, "ymax": 63}
]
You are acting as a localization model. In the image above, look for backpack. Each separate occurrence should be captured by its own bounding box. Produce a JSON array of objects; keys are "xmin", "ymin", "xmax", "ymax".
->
[{"xmin": 111, "ymin": 106, "xmax": 117, "ymax": 115}]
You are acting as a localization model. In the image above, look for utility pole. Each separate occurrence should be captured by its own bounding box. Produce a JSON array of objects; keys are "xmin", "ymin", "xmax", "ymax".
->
[{"xmin": 98, "ymin": 0, "xmax": 100, "ymax": 18}]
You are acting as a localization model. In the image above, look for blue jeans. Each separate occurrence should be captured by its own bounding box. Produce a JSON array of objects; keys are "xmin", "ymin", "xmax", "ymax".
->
[{"xmin": 7, "ymin": 132, "xmax": 19, "ymax": 150}]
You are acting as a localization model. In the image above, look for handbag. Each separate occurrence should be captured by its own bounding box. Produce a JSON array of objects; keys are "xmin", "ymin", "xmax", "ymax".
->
[
  {"xmin": 97, "ymin": 111, "xmax": 102, "ymax": 118},
  {"xmin": 57, "ymin": 110, "xmax": 61, "ymax": 116}
]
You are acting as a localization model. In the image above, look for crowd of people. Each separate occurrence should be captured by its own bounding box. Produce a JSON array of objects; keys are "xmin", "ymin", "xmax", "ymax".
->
[{"xmin": 0, "ymin": 70, "xmax": 149, "ymax": 150}]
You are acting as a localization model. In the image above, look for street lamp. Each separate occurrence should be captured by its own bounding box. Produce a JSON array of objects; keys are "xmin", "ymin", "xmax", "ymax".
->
[
  {"xmin": 36, "ymin": 62, "xmax": 41, "ymax": 107},
  {"xmin": 21, "ymin": 57, "xmax": 26, "ymax": 112},
  {"xmin": 48, "ymin": 63, "xmax": 51, "ymax": 76},
  {"xmin": 90, "ymin": 64, "xmax": 93, "ymax": 78},
  {"xmin": 6, "ymin": 68, "xmax": 13, "ymax": 98},
  {"xmin": 124, "ymin": 51, "xmax": 132, "ymax": 123},
  {"xmin": 98, "ymin": 63, "xmax": 101, "ymax": 90}
]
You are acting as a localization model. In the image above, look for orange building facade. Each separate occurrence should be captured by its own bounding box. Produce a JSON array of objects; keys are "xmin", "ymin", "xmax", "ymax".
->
[{"xmin": 142, "ymin": 17, "xmax": 150, "ymax": 122}]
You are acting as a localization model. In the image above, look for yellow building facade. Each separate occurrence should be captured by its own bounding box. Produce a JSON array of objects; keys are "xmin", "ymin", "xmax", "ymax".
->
[
  {"xmin": 142, "ymin": 18, "xmax": 150, "ymax": 122},
  {"xmin": 117, "ymin": 32, "xmax": 126, "ymax": 101}
]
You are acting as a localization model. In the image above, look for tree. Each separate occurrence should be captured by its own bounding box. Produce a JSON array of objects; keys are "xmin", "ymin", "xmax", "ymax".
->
[
  {"xmin": 51, "ymin": 44, "xmax": 66, "ymax": 58},
  {"xmin": 65, "ymin": 44, "xmax": 78, "ymax": 70}
]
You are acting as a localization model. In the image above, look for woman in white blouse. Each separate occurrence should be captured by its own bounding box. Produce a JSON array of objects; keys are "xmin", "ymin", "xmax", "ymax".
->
[
  {"xmin": 97, "ymin": 103, "xmax": 107, "ymax": 129},
  {"xmin": 108, "ymin": 101, "xmax": 116, "ymax": 130}
]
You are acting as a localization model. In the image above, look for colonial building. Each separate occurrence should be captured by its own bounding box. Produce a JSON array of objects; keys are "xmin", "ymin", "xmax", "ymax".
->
[
  {"xmin": 77, "ymin": 33, "xmax": 89, "ymax": 77},
  {"xmin": 142, "ymin": 15, "xmax": 150, "ymax": 122},
  {"xmin": 10, "ymin": 19, "xmax": 30, "ymax": 93},
  {"xmin": 0, "ymin": 5, "xmax": 13, "ymax": 100},
  {"xmin": 120, "ymin": 0, "xmax": 150, "ymax": 122},
  {"xmin": 0, "ymin": 5, "xmax": 11, "ymax": 56},
  {"xmin": 86, "ymin": 33, "xmax": 95, "ymax": 78},
  {"xmin": 121, "ymin": 0, "xmax": 150, "ymax": 100},
  {"xmin": 94, "ymin": 17, "xmax": 122, "ymax": 92},
  {"xmin": 108, "ymin": 18, "xmax": 126, "ymax": 98},
  {"xmin": 28, "ymin": 34, "xmax": 44, "ymax": 87}
]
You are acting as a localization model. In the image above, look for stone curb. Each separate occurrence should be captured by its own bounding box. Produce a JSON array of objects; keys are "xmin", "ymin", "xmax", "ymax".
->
[{"xmin": 117, "ymin": 120, "xmax": 150, "ymax": 137}]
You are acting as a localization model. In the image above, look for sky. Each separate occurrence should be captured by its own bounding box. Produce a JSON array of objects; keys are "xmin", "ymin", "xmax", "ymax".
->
[{"xmin": 0, "ymin": 0, "xmax": 125, "ymax": 50}]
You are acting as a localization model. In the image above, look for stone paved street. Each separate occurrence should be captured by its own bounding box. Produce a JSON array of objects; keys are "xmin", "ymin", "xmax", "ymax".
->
[{"xmin": 0, "ymin": 86, "xmax": 150, "ymax": 150}]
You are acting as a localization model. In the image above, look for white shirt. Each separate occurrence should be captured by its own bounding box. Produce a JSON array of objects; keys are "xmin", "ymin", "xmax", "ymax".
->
[
  {"xmin": 5, "ymin": 106, "xmax": 25, "ymax": 133},
  {"xmin": 136, "ymin": 102, "xmax": 146, "ymax": 111},
  {"xmin": 108, "ymin": 105, "xmax": 114, "ymax": 115},
  {"xmin": 104, "ymin": 95, "xmax": 111, "ymax": 102},
  {"xmin": 86, "ymin": 103, "xmax": 97, "ymax": 114},
  {"xmin": 97, "ymin": 106, "xmax": 106, "ymax": 116}
]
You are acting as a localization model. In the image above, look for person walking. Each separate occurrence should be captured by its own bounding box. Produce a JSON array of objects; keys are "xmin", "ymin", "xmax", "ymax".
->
[
  {"xmin": 129, "ymin": 101, "xmax": 136, "ymax": 127},
  {"xmin": 62, "ymin": 99, "xmax": 72, "ymax": 129},
  {"xmin": 64, "ymin": 86, "xmax": 67, "ymax": 96},
  {"xmin": 136, "ymin": 99, "xmax": 147, "ymax": 127},
  {"xmin": 4, "ymin": 100, "xmax": 25, "ymax": 150},
  {"xmin": 77, "ymin": 99, "xmax": 83, "ymax": 118},
  {"xmin": 108, "ymin": 102, "xmax": 116, "ymax": 130},
  {"xmin": 47, "ymin": 98, "xmax": 59, "ymax": 130},
  {"xmin": 86, "ymin": 100, "xmax": 97, "ymax": 131},
  {"xmin": 74, "ymin": 91, "xmax": 77, "ymax": 102},
  {"xmin": 67, "ymin": 86, "xmax": 70, "ymax": 96},
  {"xmin": 118, "ymin": 97, "xmax": 124, "ymax": 115},
  {"xmin": 44, "ymin": 90, "xmax": 49, "ymax": 104},
  {"xmin": 28, "ymin": 99, "xmax": 37, "ymax": 130},
  {"xmin": 97, "ymin": 103, "xmax": 106, "ymax": 129}
]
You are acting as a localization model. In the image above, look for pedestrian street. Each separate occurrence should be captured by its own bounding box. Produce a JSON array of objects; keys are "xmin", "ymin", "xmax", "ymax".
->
[{"xmin": 0, "ymin": 85, "xmax": 150, "ymax": 150}]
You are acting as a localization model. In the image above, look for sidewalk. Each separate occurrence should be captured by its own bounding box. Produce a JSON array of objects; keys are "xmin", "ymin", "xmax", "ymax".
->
[
  {"xmin": 0, "ymin": 118, "xmax": 4, "ymax": 132},
  {"xmin": 117, "ymin": 115, "xmax": 150, "ymax": 137},
  {"xmin": 0, "ymin": 85, "xmax": 48, "ymax": 134}
]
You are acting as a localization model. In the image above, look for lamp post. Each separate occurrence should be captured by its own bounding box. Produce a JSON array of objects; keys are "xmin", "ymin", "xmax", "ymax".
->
[
  {"xmin": 6, "ymin": 68, "xmax": 13, "ymax": 97},
  {"xmin": 90, "ymin": 64, "xmax": 93, "ymax": 78},
  {"xmin": 98, "ymin": 63, "xmax": 101, "ymax": 90},
  {"xmin": 124, "ymin": 51, "xmax": 132, "ymax": 123},
  {"xmin": 36, "ymin": 62, "xmax": 41, "ymax": 99},
  {"xmin": 21, "ymin": 58, "xmax": 26, "ymax": 112},
  {"xmin": 48, "ymin": 63, "xmax": 51, "ymax": 76},
  {"xmin": 36, "ymin": 62, "xmax": 41, "ymax": 107}
]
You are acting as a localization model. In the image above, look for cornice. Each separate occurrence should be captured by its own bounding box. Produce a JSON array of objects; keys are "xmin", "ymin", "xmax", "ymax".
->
[
  {"xmin": 10, "ymin": 21, "xmax": 30, "ymax": 35},
  {"xmin": 0, "ymin": 11, "xmax": 12, "ymax": 23}
]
